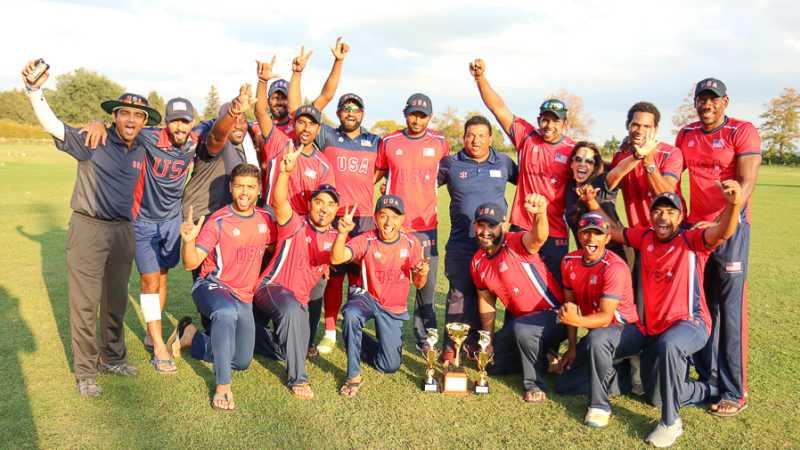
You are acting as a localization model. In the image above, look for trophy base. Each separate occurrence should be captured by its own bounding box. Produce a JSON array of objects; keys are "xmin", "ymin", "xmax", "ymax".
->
[
  {"xmin": 442, "ymin": 370, "xmax": 469, "ymax": 396},
  {"xmin": 422, "ymin": 380, "xmax": 439, "ymax": 393},
  {"xmin": 474, "ymin": 384, "xmax": 489, "ymax": 395}
]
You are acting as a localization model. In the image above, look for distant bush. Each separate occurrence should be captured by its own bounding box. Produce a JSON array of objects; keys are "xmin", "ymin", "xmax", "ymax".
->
[{"xmin": 0, "ymin": 119, "xmax": 49, "ymax": 139}]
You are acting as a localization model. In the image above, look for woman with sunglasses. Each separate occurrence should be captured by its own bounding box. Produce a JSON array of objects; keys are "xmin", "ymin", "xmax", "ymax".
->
[{"xmin": 564, "ymin": 141, "xmax": 625, "ymax": 258}]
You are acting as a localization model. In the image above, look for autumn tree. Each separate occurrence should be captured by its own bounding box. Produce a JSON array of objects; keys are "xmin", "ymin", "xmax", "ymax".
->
[
  {"xmin": 671, "ymin": 88, "xmax": 698, "ymax": 135},
  {"xmin": 759, "ymin": 87, "xmax": 800, "ymax": 160},
  {"xmin": 547, "ymin": 89, "xmax": 594, "ymax": 139},
  {"xmin": 370, "ymin": 119, "xmax": 404, "ymax": 136}
]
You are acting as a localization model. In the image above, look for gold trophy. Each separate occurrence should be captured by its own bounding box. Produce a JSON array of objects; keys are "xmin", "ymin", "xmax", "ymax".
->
[
  {"xmin": 442, "ymin": 322, "xmax": 470, "ymax": 395},
  {"xmin": 422, "ymin": 328, "xmax": 439, "ymax": 392},
  {"xmin": 474, "ymin": 330, "xmax": 493, "ymax": 395}
]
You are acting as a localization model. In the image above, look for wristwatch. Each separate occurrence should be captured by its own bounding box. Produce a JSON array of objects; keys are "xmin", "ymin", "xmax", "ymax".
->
[{"xmin": 645, "ymin": 163, "xmax": 657, "ymax": 174}]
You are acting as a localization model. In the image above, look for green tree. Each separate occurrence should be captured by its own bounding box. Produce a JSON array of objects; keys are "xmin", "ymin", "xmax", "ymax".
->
[
  {"xmin": 600, "ymin": 135, "xmax": 621, "ymax": 161},
  {"xmin": 759, "ymin": 87, "xmax": 800, "ymax": 161},
  {"xmin": 547, "ymin": 89, "xmax": 594, "ymax": 139},
  {"xmin": 47, "ymin": 68, "xmax": 125, "ymax": 126},
  {"xmin": 0, "ymin": 89, "xmax": 38, "ymax": 124},
  {"xmin": 202, "ymin": 85, "xmax": 221, "ymax": 120},
  {"xmin": 146, "ymin": 90, "xmax": 165, "ymax": 125},
  {"xmin": 671, "ymin": 88, "xmax": 697, "ymax": 135},
  {"xmin": 431, "ymin": 107, "xmax": 463, "ymax": 151},
  {"xmin": 370, "ymin": 119, "xmax": 404, "ymax": 136}
]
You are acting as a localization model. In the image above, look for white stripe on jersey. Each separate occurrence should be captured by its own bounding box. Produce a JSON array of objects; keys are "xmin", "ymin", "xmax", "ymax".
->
[
  {"xmin": 522, "ymin": 263, "xmax": 558, "ymax": 309},
  {"xmin": 687, "ymin": 251, "xmax": 697, "ymax": 319},
  {"xmin": 215, "ymin": 243, "xmax": 223, "ymax": 279},
  {"xmin": 267, "ymin": 237, "xmax": 293, "ymax": 283}
]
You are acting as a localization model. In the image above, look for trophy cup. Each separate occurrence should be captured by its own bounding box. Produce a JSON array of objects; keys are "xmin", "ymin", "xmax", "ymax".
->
[
  {"xmin": 442, "ymin": 322, "xmax": 470, "ymax": 395},
  {"xmin": 474, "ymin": 330, "xmax": 493, "ymax": 395},
  {"xmin": 422, "ymin": 328, "xmax": 439, "ymax": 392}
]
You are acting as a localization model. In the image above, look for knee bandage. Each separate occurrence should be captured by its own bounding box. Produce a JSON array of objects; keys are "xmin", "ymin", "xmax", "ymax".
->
[{"xmin": 140, "ymin": 293, "xmax": 161, "ymax": 323}]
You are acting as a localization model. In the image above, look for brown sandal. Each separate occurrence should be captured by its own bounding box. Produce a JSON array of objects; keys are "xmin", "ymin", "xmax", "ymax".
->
[
  {"xmin": 523, "ymin": 389, "xmax": 546, "ymax": 403},
  {"xmin": 709, "ymin": 399, "xmax": 748, "ymax": 417},
  {"xmin": 290, "ymin": 383, "xmax": 314, "ymax": 400},
  {"xmin": 211, "ymin": 391, "xmax": 235, "ymax": 411},
  {"xmin": 339, "ymin": 378, "xmax": 364, "ymax": 397}
]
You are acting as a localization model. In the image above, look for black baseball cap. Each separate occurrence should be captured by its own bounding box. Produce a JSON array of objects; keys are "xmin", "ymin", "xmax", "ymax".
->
[
  {"xmin": 474, "ymin": 202, "xmax": 506, "ymax": 226},
  {"xmin": 539, "ymin": 99, "xmax": 567, "ymax": 119},
  {"xmin": 311, "ymin": 183, "xmax": 339, "ymax": 202},
  {"xmin": 578, "ymin": 212, "xmax": 609, "ymax": 234},
  {"xmin": 101, "ymin": 93, "xmax": 162, "ymax": 126},
  {"xmin": 294, "ymin": 104, "xmax": 322, "ymax": 124},
  {"xmin": 268, "ymin": 79, "xmax": 289, "ymax": 97},
  {"xmin": 695, "ymin": 78, "xmax": 727, "ymax": 98},
  {"xmin": 650, "ymin": 192, "xmax": 683, "ymax": 213},
  {"xmin": 337, "ymin": 93, "xmax": 364, "ymax": 109},
  {"xmin": 164, "ymin": 97, "xmax": 195, "ymax": 122},
  {"xmin": 404, "ymin": 93, "xmax": 432, "ymax": 116},
  {"xmin": 375, "ymin": 195, "xmax": 404, "ymax": 215}
]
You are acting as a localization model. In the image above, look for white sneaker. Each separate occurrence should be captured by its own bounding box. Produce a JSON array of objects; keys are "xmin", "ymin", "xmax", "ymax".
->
[
  {"xmin": 317, "ymin": 336, "xmax": 336, "ymax": 354},
  {"xmin": 584, "ymin": 407, "xmax": 611, "ymax": 428},
  {"xmin": 645, "ymin": 418, "xmax": 683, "ymax": 448}
]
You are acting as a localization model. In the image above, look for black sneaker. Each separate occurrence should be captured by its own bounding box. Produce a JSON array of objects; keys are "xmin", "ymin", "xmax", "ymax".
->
[
  {"xmin": 98, "ymin": 361, "xmax": 139, "ymax": 377},
  {"xmin": 77, "ymin": 378, "xmax": 103, "ymax": 397}
]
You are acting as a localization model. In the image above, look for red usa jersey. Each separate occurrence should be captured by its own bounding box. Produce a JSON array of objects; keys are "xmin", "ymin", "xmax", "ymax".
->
[
  {"xmin": 508, "ymin": 117, "xmax": 575, "ymax": 237},
  {"xmin": 624, "ymin": 226, "xmax": 715, "ymax": 336},
  {"xmin": 346, "ymin": 230, "xmax": 423, "ymax": 313},
  {"xmin": 251, "ymin": 118, "xmax": 295, "ymax": 142},
  {"xmin": 258, "ymin": 213, "xmax": 337, "ymax": 305},
  {"xmin": 609, "ymin": 142, "xmax": 684, "ymax": 228},
  {"xmin": 316, "ymin": 124, "xmax": 381, "ymax": 217},
  {"xmin": 675, "ymin": 117, "xmax": 761, "ymax": 224},
  {"xmin": 562, "ymin": 250, "xmax": 639, "ymax": 325},
  {"xmin": 376, "ymin": 129, "xmax": 450, "ymax": 232},
  {"xmin": 470, "ymin": 231, "xmax": 563, "ymax": 317},
  {"xmin": 196, "ymin": 206, "xmax": 277, "ymax": 303},
  {"xmin": 261, "ymin": 129, "xmax": 335, "ymax": 215}
]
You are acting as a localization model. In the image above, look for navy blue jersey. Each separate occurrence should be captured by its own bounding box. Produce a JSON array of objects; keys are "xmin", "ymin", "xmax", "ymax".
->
[
  {"xmin": 133, "ymin": 128, "xmax": 198, "ymax": 221},
  {"xmin": 54, "ymin": 125, "xmax": 146, "ymax": 221},
  {"xmin": 437, "ymin": 148, "xmax": 518, "ymax": 254},
  {"xmin": 315, "ymin": 124, "xmax": 381, "ymax": 217}
]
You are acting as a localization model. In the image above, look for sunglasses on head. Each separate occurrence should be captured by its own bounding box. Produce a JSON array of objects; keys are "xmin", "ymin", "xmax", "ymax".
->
[
  {"xmin": 542, "ymin": 101, "xmax": 565, "ymax": 111},
  {"xmin": 578, "ymin": 215, "xmax": 608, "ymax": 230},
  {"xmin": 339, "ymin": 104, "xmax": 362, "ymax": 112},
  {"xmin": 572, "ymin": 155, "xmax": 595, "ymax": 165}
]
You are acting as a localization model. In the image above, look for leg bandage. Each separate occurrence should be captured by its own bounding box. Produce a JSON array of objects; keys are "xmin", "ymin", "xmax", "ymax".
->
[{"xmin": 140, "ymin": 293, "xmax": 161, "ymax": 323}]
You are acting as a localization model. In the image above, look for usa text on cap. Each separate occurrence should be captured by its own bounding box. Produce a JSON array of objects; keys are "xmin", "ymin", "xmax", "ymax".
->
[
  {"xmin": 650, "ymin": 192, "xmax": 683, "ymax": 213},
  {"xmin": 311, "ymin": 183, "xmax": 339, "ymax": 202},
  {"xmin": 404, "ymin": 93, "xmax": 432, "ymax": 116},
  {"xmin": 474, "ymin": 202, "xmax": 506, "ymax": 225},
  {"xmin": 695, "ymin": 78, "xmax": 727, "ymax": 98},
  {"xmin": 294, "ymin": 104, "xmax": 322, "ymax": 124},
  {"xmin": 375, "ymin": 195, "xmax": 405, "ymax": 215},
  {"xmin": 268, "ymin": 79, "xmax": 289, "ymax": 96}
]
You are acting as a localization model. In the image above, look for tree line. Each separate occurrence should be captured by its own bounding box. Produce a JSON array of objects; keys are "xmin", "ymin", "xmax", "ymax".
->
[{"xmin": 1, "ymin": 68, "xmax": 797, "ymax": 165}]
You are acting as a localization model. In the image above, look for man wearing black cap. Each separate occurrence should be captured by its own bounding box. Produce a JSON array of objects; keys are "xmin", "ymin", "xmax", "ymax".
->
[
  {"xmin": 588, "ymin": 181, "xmax": 745, "ymax": 447},
  {"xmin": 22, "ymin": 60, "xmax": 161, "ymax": 395},
  {"xmin": 252, "ymin": 142, "xmax": 339, "ymax": 400},
  {"xmin": 469, "ymin": 58, "xmax": 575, "ymax": 284},
  {"xmin": 470, "ymin": 196, "xmax": 566, "ymax": 404},
  {"xmin": 375, "ymin": 92, "xmax": 450, "ymax": 353},
  {"xmin": 675, "ymin": 78, "xmax": 761, "ymax": 417},
  {"xmin": 331, "ymin": 195, "xmax": 429, "ymax": 397}
]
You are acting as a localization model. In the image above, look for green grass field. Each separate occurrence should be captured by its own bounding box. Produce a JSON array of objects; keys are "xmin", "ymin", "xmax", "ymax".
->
[{"xmin": 1, "ymin": 141, "xmax": 798, "ymax": 449}]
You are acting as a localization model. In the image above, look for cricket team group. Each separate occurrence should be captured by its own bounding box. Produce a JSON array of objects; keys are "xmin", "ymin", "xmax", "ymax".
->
[{"xmin": 21, "ymin": 36, "xmax": 760, "ymax": 447}]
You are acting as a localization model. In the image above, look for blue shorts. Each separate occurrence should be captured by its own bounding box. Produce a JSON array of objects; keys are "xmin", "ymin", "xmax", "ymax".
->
[{"xmin": 134, "ymin": 216, "xmax": 182, "ymax": 273}]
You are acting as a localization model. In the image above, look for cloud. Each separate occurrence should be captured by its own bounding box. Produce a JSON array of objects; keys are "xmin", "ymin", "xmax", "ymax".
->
[{"xmin": 387, "ymin": 48, "xmax": 421, "ymax": 60}]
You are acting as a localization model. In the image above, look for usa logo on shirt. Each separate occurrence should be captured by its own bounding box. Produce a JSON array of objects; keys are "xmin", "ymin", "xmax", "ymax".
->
[
  {"xmin": 499, "ymin": 262, "xmax": 509, "ymax": 272},
  {"xmin": 258, "ymin": 224, "xmax": 267, "ymax": 233},
  {"xmin": 304, "ymin": 168, "xmax": 317, "ymax": 178},
  {"xmin": 688, "ymin": 140, "xmax": 696, "ymax": 147},
  {"xmin": 712, "ymin": 139, "xmax": 724, "ymax": 149},
  {"xmin": 590, "ymin": 275, "xmax": 597, "ymax": 285},
  {"xmin": 554, "ymin": 153, "xmax": 568, "ymax": 164},
  {"xmin": 459, "ymin": 171, "xmax": 468, "ymax": 179}
]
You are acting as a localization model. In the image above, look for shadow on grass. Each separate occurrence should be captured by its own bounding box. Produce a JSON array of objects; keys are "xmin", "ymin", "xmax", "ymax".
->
[
  {"xmin": 17, "ymin": 218, "xmax": 70, "ymax": 372},
  {"xmin": 0, "ymin": 285, "xmax": 39, "ymax": 448}
]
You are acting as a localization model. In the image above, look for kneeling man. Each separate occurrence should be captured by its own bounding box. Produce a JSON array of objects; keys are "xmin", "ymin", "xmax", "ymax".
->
[{"xmin": 332, "ymin": 195, "xmax": 429, "ymax": 397}]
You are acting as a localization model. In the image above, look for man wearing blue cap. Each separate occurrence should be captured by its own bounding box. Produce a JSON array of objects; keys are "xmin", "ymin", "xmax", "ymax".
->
[{"xmin": 22, "ymin": 59, "xmax": 160, "ymax": 395}]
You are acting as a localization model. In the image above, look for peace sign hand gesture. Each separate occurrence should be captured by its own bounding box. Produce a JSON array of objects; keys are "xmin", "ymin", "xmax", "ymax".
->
[
  {"xmin": 256, "ymin": 55, "xmax": 281, "ymax": 82},
  {"xmin": 412, "ymin": 257, "xmax": 430, "ymax": 279},
  {"xmin": 331, "ymin": 36, "xmax": 350, "ymax": 61},
  {"xmin": 337, "ymin": 203, "xmax": 358, "ymax": 234},
  {"xmin": 292, "ymin": 45, "xmax": 314, "ymax": 73},
  {"xmin": 229, "ymin": 83, "xmax": 253, "ymax": 116},
  {"xmin": 180, "ymin": 206, "xmax": 205, "ymax": 243},
  {"xmin": 280, "ymin": 140, "xmax": 302, "ymax": 174}
]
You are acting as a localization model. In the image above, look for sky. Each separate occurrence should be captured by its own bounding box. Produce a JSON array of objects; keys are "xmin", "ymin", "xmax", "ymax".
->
[{"xmin": 3, "ymin": 0, "xmax": 799, "ymax": 143}]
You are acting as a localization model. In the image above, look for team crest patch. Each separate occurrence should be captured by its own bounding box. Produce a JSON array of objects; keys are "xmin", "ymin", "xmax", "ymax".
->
[
  {"xmin": 400, "ymin": 248, "xmax": 408, "ymax": 258},
  {"xmin": 459, "ymin": 171, "xmax": 468, "ymax": 179},
  {"xmin": 323, "ymin": 242, "xmax": 333, "ymax": 251},
  {"xmin": 725, "ymin": 261, "xmax": 743, "ymax": 273},
  {"xmin": 338, "ymin": 137, "xmax": 344, "ymax": 143},
  {"xmin": 395, "ymin": 149, "xmax": 403, "ymax": 156},
  {"xmin": 232, "ymin": 228, "xmax": 240, "ymax": 236},
  {"xmin": 550, "ymin": 177, "xmax": 558, "ymax": 185},
  {"xmin": 569, "ymin": 272, "xmax": 576, "ymax": 280},
  {"xmin": 647, "ymin": 244, "xmax": 654, "ymax": 252},
  {"xmin": 512, "ymin": 287, "xmax": 519, "ymax": 294},
  {"xmin": 258, "ymin": 224, "xmax": 267, "ymax": 233},
  {"xmin": 361, "ymin": 139, "xmax": 372, "ymax": 147},
  {"xmin": 688, "ymin": 140, "xmax": 695, "ymax": 147},
  {"xmin": 499, "ymin": 261, "xmax": 509, "ymax": 272},
  {"xmin": 304, "ymin": 168, "xmax": 317, "ymax": 178},
  {"xmin": 374, "ymin": 251, "xmax": 382, "ymax": 259}
]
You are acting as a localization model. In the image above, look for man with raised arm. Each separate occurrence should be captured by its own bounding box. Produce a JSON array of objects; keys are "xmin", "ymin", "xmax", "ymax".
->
[
  {"xmin": 469, "ymin": 58, "xmax": 575, "ymax": 283},
  {"xmin": 22, "ymin": 60, "xmax": 159, "ymax": 396},
  {"xmin": 252, "ymin": 142, "xmax": 339, "ymax": 400},
  {"xmin": 331, "ymin": 196, "xmax": 429, "ymax": 397},
  {"xmin": 471, "ymin": 197, "xmax": 565, "ymax": 404}
]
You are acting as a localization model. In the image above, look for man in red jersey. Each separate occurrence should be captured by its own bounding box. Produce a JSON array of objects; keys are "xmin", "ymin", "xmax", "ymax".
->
[
  {"xmin": 174, "ymin": 163, "xmax": 277, "ymax": 411},
  {"xmin": 331, "ymin": 195, "xmax": 429, "ymax": 397},
  {"xmin": 675, "ymin": 78, "xmax": 761, "ymax": 417},
  {"xmin": 469, "ymin": 58, "xmax": 575, "ymax": 284},
  {"xmin": 375, "ymin": 93, "xmax": 449, "ymax": 352},
  {"xmin": 252, "ymin": 142, "xmax": 339, "ymax": 400},
  {"xmin": 588, "ymin": 182, "xmax": 743, "ymax": 447},
  {"xmin": 554, "ymin": 212, "xmax": 642, "ymax": 429},
  {"xmin": 471, "ymin": 198, "xmax": 565, "ymax": 404}
]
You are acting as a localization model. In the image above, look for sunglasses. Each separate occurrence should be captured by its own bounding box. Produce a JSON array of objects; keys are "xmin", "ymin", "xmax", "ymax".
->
[
  {"xmin": 339, "ymin": 104, "xmax": 362, "ymax": 113},
  {"xmin": 541, "ymin": 101, "xmax": 566, "ymax": 111},
  {"xmin": 578, "ymin": 216, "xmax": 608, "ymax": 231},
  {"xmin": 572, "ymin": 156, "xmax": 595, "ymax": 165}
]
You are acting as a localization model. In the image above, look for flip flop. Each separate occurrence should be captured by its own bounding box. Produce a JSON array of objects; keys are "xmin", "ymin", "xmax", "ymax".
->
[
  {"xmin": 339, "ymin": 378, "xmax": 364, "ymax": 398},
  {"xmin": 211, "ymin": 392, "xmax": 235, "ymax": 411},
  {"xmin": 167, "ymin": 316, "xmax": 193, "ymax": 359},
  {"xmin": 290, "ymin": 383, "xmax": 314, "ymax": 400},
  {"xmin": 150, "ymin": 357, "xmax": 177, "ymax": 374},
  {"xmin": 709, "ymin": 399, "xmax": 748, "ymax": 417},
  {"xmin": 523, "ymin": 389, "xmax": 546, "ymax": 404}
]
